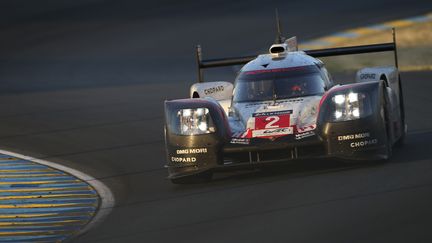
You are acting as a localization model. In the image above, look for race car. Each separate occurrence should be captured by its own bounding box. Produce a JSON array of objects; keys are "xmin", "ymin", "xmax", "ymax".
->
[{"xmin": 164, "ymin": 31, "xmax": 406, "ymax": 184}]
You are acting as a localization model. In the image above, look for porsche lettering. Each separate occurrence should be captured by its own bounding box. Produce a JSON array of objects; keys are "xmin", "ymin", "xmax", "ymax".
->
[{"xmin": 253, "ymin": 110, "xmax": 293, "ymax": 117}]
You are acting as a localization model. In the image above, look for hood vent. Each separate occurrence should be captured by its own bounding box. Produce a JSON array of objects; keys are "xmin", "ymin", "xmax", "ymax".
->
[
  {"xmin": 269, "ymin": 36, "xmax": 298, "ymax": 56},
  {"xmin": 269, "ymin": 44, "xmax": 287, "ymax": 55}
]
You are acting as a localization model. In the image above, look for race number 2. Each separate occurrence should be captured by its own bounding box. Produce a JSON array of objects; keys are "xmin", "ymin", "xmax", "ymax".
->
[
  {"xmin": 254, "ymin": 110, "xmax": 292, "ymax": 130},
  {"xmin": 264, "ymin": 116, "xmax": 279, "ymax": 128}
]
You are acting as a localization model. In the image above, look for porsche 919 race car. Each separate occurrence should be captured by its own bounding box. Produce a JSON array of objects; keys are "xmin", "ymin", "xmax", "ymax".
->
[{"xmin": 164, "ymin": 31, "xmax": 406, "ymax": 184}]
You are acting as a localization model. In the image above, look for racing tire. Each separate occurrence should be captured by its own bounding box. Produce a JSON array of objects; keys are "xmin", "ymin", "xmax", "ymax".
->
[{"xmin": 170, "ymin": 171, "xmax": 213, "ymax": 184}]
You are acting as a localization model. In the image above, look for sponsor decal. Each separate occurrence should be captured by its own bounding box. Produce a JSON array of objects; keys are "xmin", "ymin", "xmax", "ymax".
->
[
  {"xmin": 337, "ymin": 132, "xmax": 370, "ymax": 141},
  {"xmin": 230, "ymin": 138, "xmax": 250, "ymax": 145},
  {"xmin": 171, "ymin": 157, "xmax": 197, "ymax": 163},
  {"xmin": 244, "ymin": 98, "xmax": 304, "ymax": 108},
  {"xmin": 249, "ymin": 110, "xmax": 293, "ymax": 138},
  {"xmin": 295, "ymin": 131, "xmax": 315, "ymax": 140},
  {"xmin": 252, "ymin": 127, "xmax": 293, "ymax": 137},
  {"xmin": 204, "ymin": 85, "xmax": 224, "ymax": 95},
  {"xmin": 253, "ymin": 110, "xmax": 293, "ymax": 117},
  {"xmin": 337, "ymin": 132, "xmax": 378, "ymax": 148},
  {"xmin": 360, "ymin": 73, "xmax": 376, "ymax": 80},
  {"xmin": 176, "ymin": 148, "xmax": 208, "ymax": 154},
  {"xmin": 350, "ymin": 139, "xmax": 378, "ymax": 148},
  {"xmin": 297, "ymin": 124, "xmax": 317, "ymax": 133},
  {"xmin": 254, "ymin": 110, "xmax": 291, "ymax": 131}
]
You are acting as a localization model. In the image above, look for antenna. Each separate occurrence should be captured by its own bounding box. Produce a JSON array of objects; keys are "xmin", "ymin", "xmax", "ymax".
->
[{"xmin": 275, "ymin": 9, "xmax": 285, "ymax": 44}]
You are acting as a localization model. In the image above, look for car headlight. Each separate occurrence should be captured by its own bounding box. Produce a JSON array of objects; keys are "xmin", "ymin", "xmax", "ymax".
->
[
  {"xmin": 176, "ymin": 108, "xmax": 215, "ymax": 135},
  {"xmin": 330, "ymin": 92, "xmax": 372, "ymax": 122}
]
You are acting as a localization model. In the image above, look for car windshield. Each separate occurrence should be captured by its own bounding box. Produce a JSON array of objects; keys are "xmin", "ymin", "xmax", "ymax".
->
[{"xmin": 233, "ymin": 65, "xmax": 326, "ymax": 102}]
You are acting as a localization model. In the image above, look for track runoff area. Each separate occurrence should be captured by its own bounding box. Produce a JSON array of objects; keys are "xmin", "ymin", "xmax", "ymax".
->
[
  {"xmin": 0, "ymin": 150, "xmax": 113, "ymax": 242},
  {"xmin": 0, "ymin": 12, "xmax": 429, "ymax": 243}
]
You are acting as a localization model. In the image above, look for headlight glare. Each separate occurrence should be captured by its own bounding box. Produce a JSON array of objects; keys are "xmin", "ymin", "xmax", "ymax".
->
[
  {"xmin": 348, "ymin": 92, "xmax": 358, "ymax": 102},
  {"xmin": 352, "ymin": 108, "xmax": 360, "ymax": 118},
  {"xmin": 176, "ymin": 108, "xmax": 215, "ymax": 135},
  {"xmin": 330, "ymin": 92, "xmax": 371, "ymax": 122},
  {"xmin": 334, "ymin": 94, "xmax": 345, "ymax": 104}
]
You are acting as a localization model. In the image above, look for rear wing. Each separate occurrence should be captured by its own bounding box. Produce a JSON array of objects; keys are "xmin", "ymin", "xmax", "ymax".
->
[{"xmin": 196, "ymin": 28, "xmax": 399, "ymax": 82}]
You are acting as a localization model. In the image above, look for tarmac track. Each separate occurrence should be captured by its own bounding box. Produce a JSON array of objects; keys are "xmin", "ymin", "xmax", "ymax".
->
[{"xmin": 0, "ymin": 0, "xmax": 431, "ymax": 242}]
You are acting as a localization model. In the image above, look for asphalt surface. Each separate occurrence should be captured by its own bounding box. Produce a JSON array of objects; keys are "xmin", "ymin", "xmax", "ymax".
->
[{"xmin": 0, "ymin": 0, "xmax": 431, "ymax": 242}]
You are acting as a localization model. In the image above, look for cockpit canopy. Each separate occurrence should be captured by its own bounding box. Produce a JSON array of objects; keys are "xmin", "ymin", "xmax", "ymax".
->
[{"xmin": 233, "ymin": 65, "xmax": 327, "ymax": 102}]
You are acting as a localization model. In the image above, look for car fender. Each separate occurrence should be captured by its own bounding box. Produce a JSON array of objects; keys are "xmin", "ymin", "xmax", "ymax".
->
[
  {"xmin": 316, "ymin": 81, "xmax": 391, "ymax": 160},
  {"xmin": 190, "ymin": 81, "xmax": 233, "ymax": 115},
  {"xmin": 164, "ymin": 98, "xmax": 230, "ymax": 178}
]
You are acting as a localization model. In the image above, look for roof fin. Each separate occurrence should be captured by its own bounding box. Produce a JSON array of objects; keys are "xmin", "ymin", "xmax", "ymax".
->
[{"xmin": 285, "ymin": 36, "xmax": 298, "ymax": 52}]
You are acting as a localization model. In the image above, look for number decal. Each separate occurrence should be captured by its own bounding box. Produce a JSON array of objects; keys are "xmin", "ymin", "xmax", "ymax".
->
[
  {"xmin": 254, "ymin": 110, "xmax": 292, "ymax": 131},
  {"xmin": 264, "ymin": 116, "xmax": 280, "ymax": 129}
]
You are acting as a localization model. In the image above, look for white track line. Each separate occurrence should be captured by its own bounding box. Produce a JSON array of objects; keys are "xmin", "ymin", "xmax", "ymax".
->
[{"xmin": 0, "ymin": 149, "xmax": 115, "ymax": 239}]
